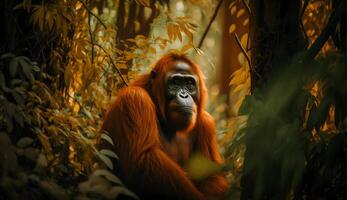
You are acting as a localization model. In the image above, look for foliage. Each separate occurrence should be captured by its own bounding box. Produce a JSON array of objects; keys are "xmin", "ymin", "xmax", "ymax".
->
[
  {"xmin": 1, "ymin": 0, "xmax": 222, "ymax": 199},
  {"xmin": 2, "ymin": 0, "xmax": 347, "ymax": 199},
  {"xmin": 222, "ymin": 0, "xmax": 347, "ymax": 199}
]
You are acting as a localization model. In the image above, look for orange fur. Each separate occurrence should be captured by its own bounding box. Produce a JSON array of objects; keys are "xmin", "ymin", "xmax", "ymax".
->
[{"xmin": 101, "ymin": 53, "xmax": 228, "ymax": 199}]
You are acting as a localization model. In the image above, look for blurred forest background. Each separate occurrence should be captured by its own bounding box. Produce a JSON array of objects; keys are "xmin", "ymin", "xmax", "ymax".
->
[{"xmin": 1, "ymin": 0, "xmax": 347, "ymax": 199}]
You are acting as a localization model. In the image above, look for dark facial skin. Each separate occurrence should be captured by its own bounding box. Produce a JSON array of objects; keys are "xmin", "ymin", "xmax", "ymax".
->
[{"xmin": 165, "ymin": 61, "xmax": 199, "ymax": 131}]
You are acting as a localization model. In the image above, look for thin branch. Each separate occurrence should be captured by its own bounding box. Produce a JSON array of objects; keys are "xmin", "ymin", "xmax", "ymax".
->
[
  {"xmin": 87, "ymin": 7, "xmax": 95, "ymax": 64},
  {"xmin": 241, "ymin": 0, "xmax": 252, "ymax": 18},
  {"xmin": 96, "ymin": 60, "xmax": 112, "ymax": 83},
  {"xmin": 303, "ymin": 0, "xmax": 347, "ymax": 62},
  {"xmin": 78, "ymin": 0, "xmax": 107, "ymax": 29},
  {"xmin": 89, "ymin": 41, "xmax": 128, "ymax": 86},
  {"xmin": 198, "ymin": 0, "xmax": 225, "ymax": 48},
  {"xmin": 241, "ymin": 0, "xmax": 252, "ymax": 51},
  {"xmin": 234, "ymin": 33, "xmax": 259, "ymax": 77}
]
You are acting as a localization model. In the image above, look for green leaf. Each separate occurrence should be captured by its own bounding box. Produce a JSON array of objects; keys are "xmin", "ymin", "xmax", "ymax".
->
[
  {"xmin": 10, "ymin": 90, "xmax": 24, "ymax": 105},
  {"xmin": 93, "ymin": 169, "xmax": 122, "ymax": 184},
  {"xmin": 10, "ymin": 79, "xmax": 23, "ymax": 86},
  {"xmin": 96, "ymin": 152, "xmax": 114, "ymax": 170},
  {"xmin": 9, "ymin": 57, "xmax": 18, "ymax": 77},
  {"xmin": 100, "ymin": 133, "xmax": 114, "ymax": 146},
  {"xmin": 32, "ymin": 65, "xmax": 40, "ymax": 72},
  {"xmin": 100, "ymin": 149, "xmax": 119, "ymax": 159},
  {"xmin": 0, "ymin": 53, "xmax": 15, "ymax": 60},
  {"xmin": 17, "ymin": 137, "xmax": 34, "ymax": 148},
  {"xmin": 19, "ymin": 57, "xmax": 34, "ymax": 82},
  {"xmin": 109, "ymin": 186, "xmax": 139, "ymax": 200}
]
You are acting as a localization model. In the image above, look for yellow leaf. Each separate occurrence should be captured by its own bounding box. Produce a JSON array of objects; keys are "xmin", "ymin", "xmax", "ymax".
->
[
  {"xmin": 188, "ymin": 22, "xmax": 198, "ymax": 30},
  {"xmin": 167, "ymin": 23, "xmax": 174, "ymax": 40},
  {"xmin": 233, "ymin": 84, "xmax": 244, "ymax": 94},
  {"xmin": 118, "ymin": 63, "xmax": 127, "ymax": 69},
  {"xmin": 136, "ymin": 0, "xmax": 150, "ymax": 7},
  {"xmin": 159, "ymin": 44, "xmax": 166, "ymax": 50},
  {"xmin": 177, "ymin": 29, "xmax": 182, "ymax": 42},
  {"xmin": 75, "ymin": 1, "xmax": 82, "ymax": 10},
  {"xmin": 180, "ymin": 43, "xmax": 193, "ymax": 53},
  {"xmin": 135, "ymin": 35, "xmax": 147, "ymax": 40},
  {"xmin": 237, "ymin": 9, "xmax": 245, "ymax": 18},
  {"xmin": 172, "ymin": 24, "xmax": 180, "ymax": 41},
  {"xmin": 45, "ymin": 10, "xmax": 54, "ymax": 31},
  {"xmin": 241, "ymin": 33, "xmax": 248, "ymax": 47},
  {"xmin": 73, "ymin": 104, "xmax": 80, "ymax": 113},
  {"xmin": 229, "ymin": 1, "xmax": 236, "ymax": 9},
  {"xmin": 230, "ymin": 5, "xmax": 237, "ymax": 15},
  {"xmin": 149, "ymin": 46, "xmax": 156, "ymax": 54},
  {"xmin": 180, "ymin": 23, "xmax": 193, "ymax": 41},
  {"xmin": 229, "ymin": 24, "xmax": 236, "ymax": 34},
  {"xmin": 31, "ymin": 5, "xmax": 45, "ymax": 32},
  {"xmin": 243, "ymin": 18, "xmax": 249, "ymax": 26}
]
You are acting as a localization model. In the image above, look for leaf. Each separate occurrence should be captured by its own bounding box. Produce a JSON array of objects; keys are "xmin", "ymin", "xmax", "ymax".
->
[
  {"xmin": 180, "ymin": 23, "xmax": 193, "ymax": 41},
  {"xmin": 36, "ymin": 153, "xmax": 48, "ymax": 167},
  {"xmin": 45, "ymin": 10, "xmax": 54, "ymax": 31},
  {"xmin": 10, "ymin": 79, "xmax": 23, "ymax": 86},
  {"xmin": 180, "ymin": 43, "xmax": 193, "ymax": 53},
  {"xmin": 109, "ymin": 186, "xmax": 139, "ymax": 200},
  {"xmin": 172, "ymin": 24, "xmax": 180, "ymax": 41},
  {"xmin": 32, "ymin": 64, "xmax": 40, "ymax": 72},
  {"xmin": 229, "ymin": 24, "xmax": 236, "ymax": 34},
  {"xmin": 9, "ymin": 57, "xmax": 18, "ymax": 77},
  {"xmin": 10, "ymin": 90, "xmax": 24, "ymax": 105},
  {"xmin": 97, "ymin": 152, "xmax": 114, "ymax": 170},
  {"xmin": 0, "ymin": 53, "xmax": 15, "ymax": 60},
  {"xmin": 241, "ymin": 33, "xmax": 248, "ymax": 47},
  {"xmin": 167, "ymin": 23, "xmax": 174, "ymax": 40},
  {"xmin": 135, "ymin": 0, "xmax": 150, "ymax": 7},
  {"xmin": 93, "ymin": 169, "xmax": 122, "ymax": 184},
  {"xmin": 194, "ymin": 47, "xmax": 204, "ymax": 56},
  {"xmin": 230, "ymin": 5, "xmax": 237, "ymax": 15},
  {"xmin": 243, "ymin": 18, "xmax": 249, "ymax": 26},
  {"xmin": 31, "ymin": 5, "xmax": 46, "ymax": 32},
  {"xmin": 101, "ymin": 133, "xmax": 114, "ymax": 146},
  {"xmin": 177, "ymin": 26, "xmax": 182, "ymax": 42},
  {"xmin": 17, "ymin": 137, "xmax": 34, "ymax": 148},
  {"xmin": 100, "ymin": 149, "xmax": 119, "ymax": 159},
  {"xmin": 233, "ymin": 84, "xmax": 245, "ymax": 94},
  {"xmin": 229, "ymin": 0, "xmax": 236, "ymax": 9},
  {"xmin": 188, "ymin": 22, "xmax": 198, "ymax": 30},
  {"xmin": 149, "ymin": 46, "xmax": 156, "ymax": 54},
  {"xmin": 236, "ymin": 9, "xmax": 245, "ymax": 18},
  {"xmin": 19, "ymin": 57, "xmax": 34, "ymax": 82}
]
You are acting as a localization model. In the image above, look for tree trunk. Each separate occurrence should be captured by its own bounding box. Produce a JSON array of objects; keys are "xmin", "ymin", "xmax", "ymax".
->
[
  {"xmin": 115, "ymin": 0, "xmax": 160, "ymax": 74},
  {"xmin": 248, "ymin": 0, "xmax": 307, "ymax": 92},
  {"xmin": 241, "ymin": 0, "xmax": 306, "ymax": 199}
]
